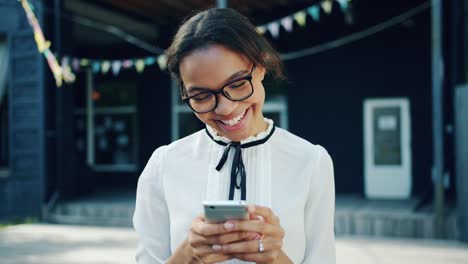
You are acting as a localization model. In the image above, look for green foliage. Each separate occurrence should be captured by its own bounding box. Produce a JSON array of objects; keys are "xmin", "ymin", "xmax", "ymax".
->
[{"xmin": 0, "ymin": 217, "xmax": 38, "ymax": 229}]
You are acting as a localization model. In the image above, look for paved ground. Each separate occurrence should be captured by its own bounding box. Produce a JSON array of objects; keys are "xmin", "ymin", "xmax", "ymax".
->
[{"xmin": 1, "ymin": 224, "xmax": 468, "ymax": 264}]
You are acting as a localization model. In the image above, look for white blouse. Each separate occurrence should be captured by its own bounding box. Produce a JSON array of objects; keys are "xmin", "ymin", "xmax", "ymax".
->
[{"xmin": 133, "ymin": 119, "xmax": 336, "ymax": 263}]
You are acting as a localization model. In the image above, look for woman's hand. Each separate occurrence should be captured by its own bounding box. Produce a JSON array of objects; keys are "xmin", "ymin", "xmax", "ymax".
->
[
  {"xmin": 211, "ymin": 205, "xmax": 287, "ymax": 264},
  {"xmin": 187, "ymin": 214, "xmax": 259, "ymax": 263}
]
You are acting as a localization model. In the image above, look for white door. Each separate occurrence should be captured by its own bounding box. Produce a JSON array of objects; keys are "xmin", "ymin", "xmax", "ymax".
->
[{"xmin": 364, "ymin": 98, "xmax": 412, "ymax": 199}]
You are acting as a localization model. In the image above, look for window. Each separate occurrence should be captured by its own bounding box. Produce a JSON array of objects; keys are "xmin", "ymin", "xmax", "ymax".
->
[
  {"xmin": 0, "ymin": 35, "xmax": 9, "ymax": 177},
  {"xmin": 74, "ymin": 70, "xmax": 138, "ymax": 172}
]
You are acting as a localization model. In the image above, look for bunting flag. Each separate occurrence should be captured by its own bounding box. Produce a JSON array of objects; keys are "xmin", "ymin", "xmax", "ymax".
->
[
  {"xmin": 122, "ymin": 59, "xmax": 133, "ymax": 69},
  {"xmin": 337, "ymin": 0, "xmax": 349, "ymax": 10},
  {"xmin": 145, "ymin": 57, "xmax": 156, "ymax": 66},
  {"xmin": 101, "ymin": 61, "xmax": 111, "ymax": 74},
  {"xmin": 19, "ymin": 0, "xmax": 75, "ymax": 87},
  {"xmin": 267, "ymin": 22, "xmax": 280, "ymax": 39},
  {"xmin": 257, "ymin": 25, "xmax": 267, "ymax": 34},
  {"xmin": 157, "ymin": 55, "xmax": 167, "ymax": 71},
  {"xmin": 135, "ymin": 59, "xmax": 145, "ymax": 74},
  {"xmin": 72, "ymin": 58, "xmax": 80, "ymax": 72},
  {"xmin": 307, "ymin": 6, "xmax": 321, "ymax": 22},
  {"xmin": 257, "ymin": 0, "xmax": 353, "ymax": 39},
  {"xmin": 293, "ymin": 11, "xmax": 307, "ymax": 27},
  {"xmin": 321, "ymin": 0, "xmax": 334, "ymax": 15},
  {"xmin": 280, "ymin": 17, "xmax": 294, "ymax": 33},
  {"xmin": 92, "ymin": 61, "xmax": 100, "ymax": 73},
  {"xmin": 112, "ymin": 60, "xmax": 122, "ymax": 76},
  {"xmin": 80, "ymin": 58, "xmax": 90, "ymax": 67}
]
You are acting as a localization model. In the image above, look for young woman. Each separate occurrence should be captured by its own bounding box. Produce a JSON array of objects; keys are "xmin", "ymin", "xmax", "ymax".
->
[{"xmin": 133, "ymin": 8, "xmax": 336, "ymax": 264}]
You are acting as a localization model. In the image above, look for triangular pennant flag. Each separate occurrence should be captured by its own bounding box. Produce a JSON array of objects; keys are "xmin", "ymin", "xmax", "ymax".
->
[
  {"xmin": 157, "ymin": 55, "xmax": 167, "ymax": 70},
  {"xmin": 80, "ymin": 58, "xmax": 89, "ymax": 67},
  {"xmin": 62, "ymin": 65, "xmax": 76, "ymax": 84},
  {"xmin": 293, "ymin": 11, "xmax": 307, "ymax": 27},
  {"xmin": 280, "ymin": 16, "xmax": 294, "ymax": 32},
  {"xmin": 72, "ymin": 58, "xmax": 80, "ymax": 71},
  {"xmin": 321, "ymin": 0, "xmax": 333, "ymax": 14},
  {"xmin": 61, "ymin": 56, "xmax": 70, "ymax": 68},
  {"xmin": 267, "ymin": 22, "xmax": 280, "ymax": 39},
  {"xmin": 112, "ymin": 60, "xmax": 122, "ymax": 76},
  {"xmin": 307, "ymin": 5, "xmax": 321, "ymax": 21},
  {"xmin": 122, "ymin": 60, "xmax": 133, "ymax": 69},
  {"xmin": 92, "ymin": 61, "xmax": 101, "ymax": 73},
  {"xmin": 101, "ymin": 60, "xmax": 111, "ymax": 74},
  {"xmin": 257, "ymin": 25, "xmax": 267, "ymax": 34},
  {"xmin": 337, "ymin": 0, "xmax": 349, "ymax": 11},
  {"xmin": 135, "ymin": 59, "xmax": 145, "ymax": 74},
  {"xmin": 61, "ymin": 57, "xmax": 76, "ymax": 83},
  {"xmin": 145, "ymin": 57, "xmax": 156, "ymax": 66}
]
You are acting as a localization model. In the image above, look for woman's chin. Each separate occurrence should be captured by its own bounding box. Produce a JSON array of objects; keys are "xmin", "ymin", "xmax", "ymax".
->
[
  {"xmin": 215, "ymin": 124, "xmax": 250, "ymax": 142},
  {"xmin": 215, "ymin": 107, "xmax": 252, "ymax": 141}
]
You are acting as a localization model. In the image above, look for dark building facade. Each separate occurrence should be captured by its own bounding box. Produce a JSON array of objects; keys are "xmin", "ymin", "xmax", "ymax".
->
[{"xmin": 0, "ymin": 0, "xmax": 46, "ymax": 220}]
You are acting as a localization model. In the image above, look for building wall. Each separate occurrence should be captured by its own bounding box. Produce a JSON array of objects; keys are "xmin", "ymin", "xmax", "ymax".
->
[
  {"xmin": 286, "ymin": 6, "xmax": 433, "ymax": 196},
  {"xmin": 0, "ymin": 1, "xmax": 45, "ymax": 221}
]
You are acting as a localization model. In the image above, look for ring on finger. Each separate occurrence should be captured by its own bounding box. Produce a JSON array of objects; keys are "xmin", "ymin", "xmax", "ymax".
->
[{"xmin": 258, "ymin": 238, "xmax": 265, "ymax": 253}]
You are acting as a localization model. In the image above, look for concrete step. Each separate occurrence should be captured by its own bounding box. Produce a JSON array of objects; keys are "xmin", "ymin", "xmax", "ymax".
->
[
  {"xmin": 334, "ymin": 210, "xmax": 459, "ymax": 240},
  {"xmin": 45, "ymin": 192, "xmax": 460, "ymax": 240},
  {"xmin": 47, "ymin": 202, "xmax": 134, "ymax": 227},
  {"xmin": 334, "ymin": 195, "xmax": 459, "ymax": 240}
]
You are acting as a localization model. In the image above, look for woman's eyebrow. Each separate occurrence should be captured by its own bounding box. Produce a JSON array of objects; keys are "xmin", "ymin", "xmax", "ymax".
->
[{"xmin": 186, "ymin": 69, "xmax": 249, "ymax": 94}]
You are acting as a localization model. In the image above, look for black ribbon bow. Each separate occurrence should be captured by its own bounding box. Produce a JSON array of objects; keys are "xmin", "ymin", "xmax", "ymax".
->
[
  {"xmin": 215, "ymin": 142, "xmax": 246, "ymax": 200},
  {"xmin": 206, "ymin": 125, "xmax": 275, "ymax": 201}
]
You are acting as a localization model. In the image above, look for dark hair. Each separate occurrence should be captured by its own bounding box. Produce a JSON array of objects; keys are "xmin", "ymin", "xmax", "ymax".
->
[{"xmin": 166, "ymin": 8, "xmax": 283, "ymax": 95}]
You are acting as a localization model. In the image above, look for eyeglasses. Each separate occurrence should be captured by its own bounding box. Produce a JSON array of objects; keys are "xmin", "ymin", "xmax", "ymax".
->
[{"xmin": 182, "ymin": 65, "xmax": 255, "ymax": 114}]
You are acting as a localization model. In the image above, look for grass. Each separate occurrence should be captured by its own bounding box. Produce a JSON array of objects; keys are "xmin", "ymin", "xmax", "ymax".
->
[{"xmin": 0, "ymin": 217, "xmax": 38, "ymax": 229}]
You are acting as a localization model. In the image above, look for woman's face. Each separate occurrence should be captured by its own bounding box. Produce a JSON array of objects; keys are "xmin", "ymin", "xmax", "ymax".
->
[{"xmin": 179, "ymin": 44, "xmax": 267, "ymax": 142}]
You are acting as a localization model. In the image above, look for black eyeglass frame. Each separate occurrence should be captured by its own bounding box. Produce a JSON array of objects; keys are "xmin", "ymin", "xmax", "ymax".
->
[{"xmin": 181, "ymin": 65, "xmax": 256, "ymax": 114}]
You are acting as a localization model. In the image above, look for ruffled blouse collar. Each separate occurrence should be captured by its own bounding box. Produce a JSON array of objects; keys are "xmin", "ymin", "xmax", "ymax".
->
[{"xmin": 205, "ymin": 118, "xmax": 275, "ymax": 147}]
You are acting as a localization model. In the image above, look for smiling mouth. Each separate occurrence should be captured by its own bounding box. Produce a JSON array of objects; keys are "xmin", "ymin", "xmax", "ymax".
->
[{"xmin": 219, "ymin": 107, "xmax": 249, "ymax": 127}]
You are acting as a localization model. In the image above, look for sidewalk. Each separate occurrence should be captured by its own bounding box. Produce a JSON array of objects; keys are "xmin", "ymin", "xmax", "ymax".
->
[{"xmin": 1, "ymin": 224, "xmax": 468, "ymax": 264}]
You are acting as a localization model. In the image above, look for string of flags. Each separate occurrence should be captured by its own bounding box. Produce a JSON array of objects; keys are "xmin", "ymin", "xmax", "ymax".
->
[
  {"xmin": 62, "ymin": 54, "xmax": 168, "ymax": 76},
  {"xmin": 256, "ymin": 0, "xmax": 354, "ymax": 39},
  {"xmin": 19, "ymin": 0, "xmax": 75, "ymax": 87},
  {"xmin": 19, "ymin": 0, "xmax": 353, "ymax": 87},
  {"xmin": 63, "ymin": 0, "xmax": 354, "ymax": 78}
]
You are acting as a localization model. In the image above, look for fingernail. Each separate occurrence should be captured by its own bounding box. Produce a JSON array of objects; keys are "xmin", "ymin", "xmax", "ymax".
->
[
  {"xmin": 252, "ymin": 233, "xmax": 262, "ymax": 240},
  {"xmin": 224, "ymin": 221, "xmax": 234, "ymax": 230},
  {"xmin": 212, "ymin": 244, "xmax": 222, "ymax": 251}
]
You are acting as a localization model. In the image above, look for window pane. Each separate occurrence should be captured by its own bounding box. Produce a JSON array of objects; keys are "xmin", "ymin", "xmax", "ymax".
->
[
  {"xmin": 95, "ymin": 79, "xmax": 137, "ymax": 107},
  {"xmin": 94, "ymin": 113, "xmax": 136, "ymax": 165}
]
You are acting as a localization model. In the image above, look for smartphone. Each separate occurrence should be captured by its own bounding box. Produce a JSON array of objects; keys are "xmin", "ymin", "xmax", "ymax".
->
[{"xmin": 203, "ymin": 200, "xmax": 249, "ymax": 224}]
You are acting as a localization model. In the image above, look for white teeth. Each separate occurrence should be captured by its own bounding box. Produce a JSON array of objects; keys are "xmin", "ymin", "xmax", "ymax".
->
[{"xmin": 220, "ymin": 109, "xmax": 246, "ymax": 126}]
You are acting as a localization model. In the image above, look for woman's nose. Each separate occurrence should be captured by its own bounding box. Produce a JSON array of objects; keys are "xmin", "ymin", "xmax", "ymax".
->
[{"xmin": 214, "ymin": 94, "xmax": 236, "ymax": 116}]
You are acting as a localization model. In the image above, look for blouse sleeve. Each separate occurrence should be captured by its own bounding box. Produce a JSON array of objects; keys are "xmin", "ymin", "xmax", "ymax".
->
[
  {"xmin": 133, "ymin": 146, "xmax": 171, "ymax": 263},
  {"xmin": 302, "ymin": 146, "xmax": 336, "ymax": 264}
]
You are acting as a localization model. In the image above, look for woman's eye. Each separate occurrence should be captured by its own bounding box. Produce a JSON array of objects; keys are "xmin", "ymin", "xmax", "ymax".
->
[
  {"xmin": 229, "ymin": 80, "xmax": 247, "ymax": 89},
  {"xmin": 192, "ymin": 93, "xmax": 212, "ymax": 102}
]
